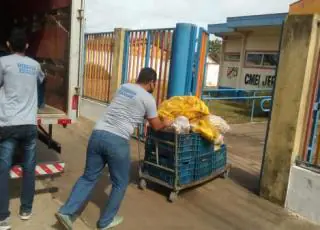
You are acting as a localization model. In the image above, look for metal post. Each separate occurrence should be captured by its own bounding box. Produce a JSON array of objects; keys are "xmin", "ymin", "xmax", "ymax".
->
[
  {"xmin": 156, "ymin": 140, "xmax": 159, "ymax": 165},
  {"xmin": 251, "ymin": 91, "xmax": 256, "ymax": 122},
  {"xmin": 168, "ymin": 23, "xmax": 195, "ymax": 97}
]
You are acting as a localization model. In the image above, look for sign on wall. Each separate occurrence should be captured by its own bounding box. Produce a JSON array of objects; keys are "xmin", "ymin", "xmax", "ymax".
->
[
  {"xmin": 219, "ymin": 63, "xmax": 240, "ymax": 88},
  {"xmin": 226, "ymin": 67, "xmax": 239, "ymax": 79},
  {"xmin": 241, "ymin": 68, "xmax": 276, "ymax": 89},
  {"xmin": 219, "ymin": 64, "xmax": 276, "ymax": 89}
]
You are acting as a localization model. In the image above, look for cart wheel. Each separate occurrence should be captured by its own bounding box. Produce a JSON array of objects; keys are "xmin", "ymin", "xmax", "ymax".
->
[
  {"xmin": 138, "ymin": 179, "xmax": 147, "ymax": 190},
  {"xmin": 222, "ymin": 168, "xmax": 230, "ymax": 179},
  {"xmin": 168, "ymin": 192, "xmax": 178, "ymax": 203}
]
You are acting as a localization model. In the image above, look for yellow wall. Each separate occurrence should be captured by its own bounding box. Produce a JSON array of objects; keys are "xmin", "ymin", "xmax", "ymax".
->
[{"xmin": 290, "ymin": 0, "xmax": 320, "ymax": 14}]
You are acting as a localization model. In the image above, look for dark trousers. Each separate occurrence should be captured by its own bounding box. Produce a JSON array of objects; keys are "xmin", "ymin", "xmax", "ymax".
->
[{"xmin": 0, "ymin": 125, "xmax": 37, "ymax": 220}]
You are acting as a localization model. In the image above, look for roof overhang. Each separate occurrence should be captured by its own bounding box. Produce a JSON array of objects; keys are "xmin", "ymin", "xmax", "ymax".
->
[{"xmin": 208, "ymin": 13, "xmax": 287, "ymax": 37}]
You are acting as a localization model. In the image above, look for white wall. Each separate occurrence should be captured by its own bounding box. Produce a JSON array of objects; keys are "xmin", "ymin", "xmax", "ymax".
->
[
  {"xmin": 80, "ymin": 98, "xmax": 106, "ymax": 121},
  {"xmin": 219, "ymin": 61, "xmax": 240, "ymax": 88},
  {"xmin": 224, "ymin": 36, "xmax": 242, "ymax": 53},
  {"xmin": 218, "ymin": 36, "xmax": 242, "ymax": 89},
  {"xmin": 218, "ymin": 28, "xmax": 281, "ymax": 90},
  {"xmin": 286, "ymin": 165, "xmax": 320, "ymax": 225},
  {"xmin": 206, "ymin": 56, "xmax": 219, "ymax": 87}
]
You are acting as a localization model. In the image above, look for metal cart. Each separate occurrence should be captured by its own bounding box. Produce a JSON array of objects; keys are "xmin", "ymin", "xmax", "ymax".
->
[{"xmin": 137, "ymin": 129, "xmax": 231, "ymax": 202}]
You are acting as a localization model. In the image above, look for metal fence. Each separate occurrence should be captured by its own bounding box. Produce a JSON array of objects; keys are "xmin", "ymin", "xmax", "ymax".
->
[
  {"xmin": 122, "ymin": 28, "xmax": 174, "ymax": 106},
  {"xmin": 202, "ymin": 88, "xmax": 273, "ymax": 122},
  {"xmin": 195, "ymin": 30, "xmax": 209, "ymax": 98},
  {"xmin": 83, "ymin": 32, "xmax": 115, "ymax": 102},
  {"xmin": 298, "ymin": 66, "xmax": 320, "ymax": 169}
]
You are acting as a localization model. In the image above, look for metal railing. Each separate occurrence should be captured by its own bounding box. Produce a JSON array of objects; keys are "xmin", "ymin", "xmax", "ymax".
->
[
  {"xmin": 300, "ymin": 77, "xmax": 320, "ymax": 168},
  {"xmin": 83, "ymin": 32, "xmax": 115, "ymax": 102},
  {"xmin": 260, "ymin": 98, "xmax": 272, "ymax": 112},
  {"xmin": 202, "ymin": 88, "xmax": 273, "ymax": 122},
  {"xmin": 122, "ymin": 28, "xmax": 175, "ymax": 106}
]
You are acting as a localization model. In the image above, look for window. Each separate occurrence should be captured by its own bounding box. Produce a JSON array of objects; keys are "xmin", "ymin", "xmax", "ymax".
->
[
  {"xmin": 224, "ymin": 53, "xmax": 240, "ymax": 62},
  {"xmin": 263, "ymin": 53, "xmax": 279, "ymax": 67},
  {"xmin": 245, "ymin": 52, "xmax": 279, "ymax": 68}
]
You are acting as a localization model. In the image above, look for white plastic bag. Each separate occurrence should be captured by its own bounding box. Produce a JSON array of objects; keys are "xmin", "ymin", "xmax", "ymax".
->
[
  {"xmin": 215, "ymin": 134, "xmax": 224, "ymax": 145},
  {"xmin": 209, "ymin": 115, "xmax": 230, "ymax": 134},
  {"xmin": 172, "ymin": 116, "xmax": 190, "ymax": 134}
]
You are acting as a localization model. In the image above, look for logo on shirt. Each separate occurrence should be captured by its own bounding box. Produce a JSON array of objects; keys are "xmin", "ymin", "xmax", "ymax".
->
[
  {"xmin": 118, "ymin": 87, "xmax": 137, "ymax": 99},
  {"xmin": 17, "ymin": 63, "xmax": 37, "ymax": 76}
]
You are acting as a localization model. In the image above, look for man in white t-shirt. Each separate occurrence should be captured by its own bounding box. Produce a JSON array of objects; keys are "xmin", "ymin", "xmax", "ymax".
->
[
  {"xmin": 0, "ymin": 29, "xmax": 45, "ymax": 230},
  {"xmin": 56, "ymin": 68, "xmax": 172, "ymax": 230}
]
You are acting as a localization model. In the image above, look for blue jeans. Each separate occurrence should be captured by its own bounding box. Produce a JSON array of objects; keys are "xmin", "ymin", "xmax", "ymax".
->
[
  {"xmin": 59, "ymin": 130, "xmax": 130, "ymax": 228},
  {"xmin": 0, "ymin": 125, "xmax": 37, "ymax": 221}
]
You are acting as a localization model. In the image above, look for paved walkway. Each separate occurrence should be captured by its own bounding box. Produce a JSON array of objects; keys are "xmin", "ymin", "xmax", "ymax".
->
[
  {"xmin": 43, "ymin": 118, "xmax": 319, "ymax": 230},
  {"xmin": 225, "ymin": 123, "xmax": 267, "ymax": 193},
  {"xmin": 9, "ymin": 181, "xmax": 89, "ymax": 230}
]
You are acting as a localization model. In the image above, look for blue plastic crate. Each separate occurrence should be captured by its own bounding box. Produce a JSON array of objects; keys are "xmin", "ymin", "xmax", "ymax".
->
[
  {"xmin": 147, "ymin": 128, "xmax": 201, "ymax": 149},
  {"xmin": 144, "ymin": 153, "xmax": 171, "ymax": 167},
  {"xmin": 143, "ymin": 160, "xmax": 194, "ymax": 186},
  {"xmin": 195, "ymin": 153, "xmax": 213, "ymax": 180},
  {"xmin": 147, "ymin": 128, "xmax": 175, "ymax": 141},
  {"xmin": 197, "ymin": 139, "xmax": 214, "ymax": 157},
  {"xmin": 213, "ymin": 145, "xmax": 227, "ymax": 171},
  {"xmin": 144, "ymin": 150, "xmax": 195, "ymax": 169},
  {"xmin": 145, "ymin": 137, "xmax": 197, "ymax": 161}
]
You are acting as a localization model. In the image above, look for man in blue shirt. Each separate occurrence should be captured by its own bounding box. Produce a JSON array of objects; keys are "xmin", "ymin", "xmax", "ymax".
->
[
  {"xmin": 0, "ymin": 29, "xmax": 45, "ymax": 230},
  {"xmin": 56, "ymin": 68, "xmax": 172, "ymax": 230}
]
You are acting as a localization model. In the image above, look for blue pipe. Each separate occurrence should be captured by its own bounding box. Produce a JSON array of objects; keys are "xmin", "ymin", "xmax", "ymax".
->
[
  {"xmin": 185, "ymin": 25, "xmax": 197, "ymax": 95},
  {"xmin": 260, "ymin": 98, "xmax": 272, "ymax": 112},
  {"xmin": 121, "ymin": 32, "xmax": 130, "ymax": 84},
  {"xmin": 167, "ymin": 23, "xmax": 194, "ymax": 98}
]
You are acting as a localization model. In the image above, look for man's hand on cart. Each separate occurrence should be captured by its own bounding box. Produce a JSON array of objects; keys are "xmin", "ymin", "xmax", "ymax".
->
[
  {"xmin": 147, "ymin": 116, "xmax": 173, "ymax": 131},
  {"xmin": 162, "ymin": 117, "xmax": 173, "ymax": 128}
]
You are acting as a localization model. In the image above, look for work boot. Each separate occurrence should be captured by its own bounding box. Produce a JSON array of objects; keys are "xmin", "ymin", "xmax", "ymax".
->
[
  {"xmin": 0, "ymin": 218, "xmax": 11, "ymax": 230},
  {"xmin": 55, "ymin": 212, "xmax": 73, "ymax": 230},
  {"xmin": 19, "ymin": 210, "xmax": 32, "ymax": 220},
  {"xmin": 99, "ymin": 216, "xmax": 124, "ymax": 230}
]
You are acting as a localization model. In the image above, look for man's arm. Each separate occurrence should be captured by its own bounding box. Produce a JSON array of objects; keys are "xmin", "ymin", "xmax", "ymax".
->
[
  {"xmin": 148, "ymin": 117, "xmax": 172, "ymax": 131},
  {"xmin": 145, "ymin": 97, "xmax": 172, "ymax": 131},
  {"xmin": 37, "ymin": 64, "xmax": 45, "ymax": 84}
]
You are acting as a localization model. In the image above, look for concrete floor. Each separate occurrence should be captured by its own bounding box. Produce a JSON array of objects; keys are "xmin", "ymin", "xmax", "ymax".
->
[
  {"xmin": 8, "ymin": 181, "xmax": 89, "ymax": 230},
  {"xmin": 37, "ymin": 118, "xmax": 319, "ymax": 230}
]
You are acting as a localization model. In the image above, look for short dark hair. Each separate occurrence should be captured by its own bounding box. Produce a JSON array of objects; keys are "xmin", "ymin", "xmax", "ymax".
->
[
  {"xmin": 8, "ymin": 29, "xmax": 28, "ymax": 52},
  {"xmin": 136, "ymin": 68, "xmax": 157, "ymax": 84}
]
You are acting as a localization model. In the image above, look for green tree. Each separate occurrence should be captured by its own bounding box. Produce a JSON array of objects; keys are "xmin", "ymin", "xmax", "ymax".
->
[{"xmin": 208, "ymin": 39, "xmax": 222, "ymax": 63}]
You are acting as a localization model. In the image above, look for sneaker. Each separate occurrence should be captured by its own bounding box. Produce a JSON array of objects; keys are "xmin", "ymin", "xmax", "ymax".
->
[
  {"xmin": 0, "ymin": 218, "xmax": 11, "ymax": 230},
  {"xmin": 55, "ymin": 213, "xmax": 73, "ymax": 230},
  {"xmin": 19, "ymin": 211, "xmax": 32, "ymax": 221},
  {"xmin": 99, "ymin": 216, "xmax": 124, "ymax": 230}
]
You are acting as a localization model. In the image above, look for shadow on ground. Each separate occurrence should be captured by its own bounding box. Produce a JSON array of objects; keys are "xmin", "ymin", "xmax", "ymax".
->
[{"xmin": 229, "ymin": 167, "xmax": 260, "ymax": 194}]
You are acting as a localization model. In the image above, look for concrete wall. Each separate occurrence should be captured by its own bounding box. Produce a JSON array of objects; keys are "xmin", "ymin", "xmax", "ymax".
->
[
  {"xmin": 224, "ymin": 36, "xmax": 242, "ymax": 53},
  {"xmin": 260, "ymin": 14, "xmax": 319, "ymax": 205},
  {"xmin": 80, "ymin": 98, "xmax": 106, "ymax": 122},
  {"xmin": 206, "ymin": 56, "xmax": 219, "ymax": 87},
  {"xmin": 218, "ymin": 28, "xmax": 281, "ymax": 90},
  {"xmin": 286, "ymin": 165, "xmax": 320, "ymax": 225}
]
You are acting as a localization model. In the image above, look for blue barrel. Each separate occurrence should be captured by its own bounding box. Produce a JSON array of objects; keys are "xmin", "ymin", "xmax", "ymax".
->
[{"xmin": 168, "ymin": 23, "xmax": 196, "ymax": 98}]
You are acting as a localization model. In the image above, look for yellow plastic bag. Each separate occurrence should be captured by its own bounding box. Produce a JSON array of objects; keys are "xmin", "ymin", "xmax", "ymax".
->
[
  {"xmin": 158, "ymin": 96, "xmax": 219, "ymax": 142},
  {"xmin": 190, "ymin": 116, "xmax": 220, "ymax": 142},
  {"xmin": 158, "ymin": 96, "xmax": 210, "ymax": 121}
]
